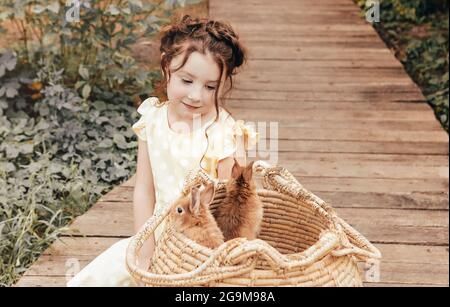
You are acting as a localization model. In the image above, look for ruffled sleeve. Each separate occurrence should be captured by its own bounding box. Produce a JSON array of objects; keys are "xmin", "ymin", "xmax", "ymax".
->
[
  {"xmin": 232, "ymin": 119, "xmax": 259, "ymax": 154},
  {"xmin": 131, "ymin": 97, "xmax": 162, "ymax": 141},
  {"xmin": 213, "ymin": 117, "xmax": 259, "ymax": 161},
  {"xmin": 201, "ymin": 115, "xmax": 259, "ymax": 177}
]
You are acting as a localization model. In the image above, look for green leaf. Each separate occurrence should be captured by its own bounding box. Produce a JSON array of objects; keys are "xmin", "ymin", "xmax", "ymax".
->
[
  {"xmin": 98, "ymin": 139, "xmax": 113, "ymax": 148},
  {"xmin": 78, "ymin": 65, "xmax": 89, "ymax": 80},
  {"xmin": 6, "ymin": 87, "xmax": 18, "ymax": 98},
  {"xmin": 82, "ymin": 84, "xmax": 91, "ymax": 99},
  {"xmin": 75, "ymin": 80, "xmax": 86, "ymax": 90}
]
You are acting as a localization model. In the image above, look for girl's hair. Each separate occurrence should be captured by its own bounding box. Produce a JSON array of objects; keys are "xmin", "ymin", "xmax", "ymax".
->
[
  {"xmin": 154, "ymin": 14, "xmax": 248, "ymax": 174},
  {"xmin": 155, "ymin": 14, "xmax": 247, "ymax": 114}
]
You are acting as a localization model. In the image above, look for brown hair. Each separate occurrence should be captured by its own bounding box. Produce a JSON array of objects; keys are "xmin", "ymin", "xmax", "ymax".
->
[
  {"xmin": 154, "ymin": 14, "xmax": 248, "ymax": 174},
  {"xmin": 155, "ymin": 14, "xmax": 247, "ymax": 115}
]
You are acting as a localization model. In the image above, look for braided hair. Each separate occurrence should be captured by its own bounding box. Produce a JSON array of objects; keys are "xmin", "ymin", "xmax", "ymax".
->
[{"xmin": 155, "ymin": 14, "xmax": 247, "ymax": 113}]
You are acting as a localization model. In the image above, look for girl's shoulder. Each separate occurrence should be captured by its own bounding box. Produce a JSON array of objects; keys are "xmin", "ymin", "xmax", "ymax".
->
[
  {"xmin": 209, "ymin": 107, "xmax": 259, "ymax": 154},
  {"xmin": 132, "ymin": 97, "xmax": 166, "ymax": 141},
  {"xmin": 216, "ymin": 106, "xmax": 236, "ymax": 130},
  {"xmin": 136, "ymin": 96, "xmax": 166, "ymax": 117},
  {"xmin": 215, "ymin": 107, "xmax": 258, "ymax": 144}
]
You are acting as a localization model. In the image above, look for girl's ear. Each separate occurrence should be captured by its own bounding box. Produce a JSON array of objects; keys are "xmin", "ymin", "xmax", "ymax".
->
[
  {"xmin": 200, "ymin": 183, "xmax": 215, "ymax": 207},
  {"xmin": 189, "ymin": 186, "xmax": 201, "ymax": 215},
  {"xmin": 231, "ymin": 159, "xmax": 241, "ymax": 179}
]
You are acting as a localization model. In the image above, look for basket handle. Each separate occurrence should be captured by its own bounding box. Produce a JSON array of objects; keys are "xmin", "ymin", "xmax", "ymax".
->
[
  {"xmin": 253, "ymin": 160, "xmax": 381, "ymax": 262},
  {"xmin": 253, "ymin": 161, "xmax": 338, "ymax": 224},
  {"xmin": 224, "ymin": 231, "xmax": 343, "ymax": 271},
  {"xmin": 331, "ymin": 217, "xmax": 381, "ymax": 261}
]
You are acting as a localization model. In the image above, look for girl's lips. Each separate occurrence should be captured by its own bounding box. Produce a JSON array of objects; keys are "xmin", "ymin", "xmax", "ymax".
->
[{"xmin": 182, "ymin": 102, "xmax": 201, "ymax": 110}]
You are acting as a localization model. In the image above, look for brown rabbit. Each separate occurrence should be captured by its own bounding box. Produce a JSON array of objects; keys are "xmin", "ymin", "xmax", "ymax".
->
[
  {"xmin": 170, "ymin": 183, "xmax": 224, "ymax": 249},
  {"xmin": 213, "ymin": 160, "xmax": 264, "ymax": 241}
]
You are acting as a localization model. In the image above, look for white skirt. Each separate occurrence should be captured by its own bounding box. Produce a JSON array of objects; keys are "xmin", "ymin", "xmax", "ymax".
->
[
  {"xmin": 66, "ymin": 217, "xmax": 168, "ymax": 287},
  {"xmin": 66, "ymin": 237, "xmax": 138, "ymax": 287}
]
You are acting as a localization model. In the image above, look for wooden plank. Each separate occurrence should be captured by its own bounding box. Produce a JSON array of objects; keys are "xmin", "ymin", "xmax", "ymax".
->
[
  {"xmin": 274, "ymin": 152, "xmax": 449, "ymax": 167},
  {"xmin": 232, "ymin": 108, "xmax": 435, "ymax": 122},
  {"xmin": 42, "ymin": 237, "xmax": 122, "ymax": 256},
  {"xmin": 247, "ymin": 47, "xmax": 398, "ymax": 61},
  {"xmin": 234, "ymin": 83, "xmax": 421, "ymax": 93},
  {"xmin": 98, "ymin": 185, "xmax": 449, "ymax": 210},
  {"xmin": 229, "ymin": 90, "xmax": 426, "ymax": 102},
  {"xmin": 65, "ymin": 201, "xmax": 134, "ymax": 237},
  {"xmin": 250, "ymin": 153, "xmax": 450, "ymax": 180},
  {"xmin": 238, "ymin": 67, "xmax": 416, "ymax": 78},
  {"xmin": 235, "ymin": 73, "xmax": 418, "ymax": 84},
  {"xmin": 224, "ymin": 99, "xmax": 433, "ymax": 111},
  {"xmin": 336, "ymin": 208, "xmax": 449, "ymax": 246},
  {"xmin": 297, "ymin": 177, "xmax": 449, "ymax": 193},
  {"xmin": 316, "ymin": 191, "xmax": 449, "ymax": 210},
  {"xmin": 272, "ymin": 127, "xmax": 448, "ymax": 142},
  {"xmin": 242, "ymin": 37, "xmax": 388, "ymax": 45},
  {"xmin": 370, "ymin": 262, "xmax": 449, "ymax": 286},
  {"xmin": 364, "ymin": 282, "xmax": 447, "ymax": 287},
  {"xmin": 277, "ymin": 158, "xmax": 448, "ymax": 179},
  {"xmin": 258, "ymin": 139, "xmax": 448, "ymax": 155},
  {"xmin": 255, "ymin": 119, "xmax": 444, "ymax": 131},
  {"xmin": 238, "ymin": 59, "xmax": 405, "ymax": 69},
  {"xmin": 23, "ymin": 256, "xmax": 92, "ymax": 277},
  {"xmin": 15, "ymin": 276, "xmax": 68, "ymax": 287}
]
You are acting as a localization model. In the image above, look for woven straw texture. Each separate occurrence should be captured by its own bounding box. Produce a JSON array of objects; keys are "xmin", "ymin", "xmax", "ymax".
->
[{"xmin": 126, "ymin": 161, "xmax": 381, "ymax": 287}]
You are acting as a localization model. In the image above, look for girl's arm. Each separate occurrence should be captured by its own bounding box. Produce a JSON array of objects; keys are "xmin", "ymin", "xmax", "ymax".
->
[
  {"xmin": 217, "ymin": 134, "xmax": 257, "ymax": 179},
  {"xmin": 133, "ymin": 138, "xmax": 156, "ymax": 271},
  {"xmin": 217, "ymin": 156, "xmax": 235, "ymax": 179}
]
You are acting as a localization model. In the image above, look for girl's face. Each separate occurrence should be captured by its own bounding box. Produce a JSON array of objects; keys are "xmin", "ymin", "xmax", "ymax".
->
[{"xmin": 165, "ymin": 51, "xmax": 223, "ymax": 121}]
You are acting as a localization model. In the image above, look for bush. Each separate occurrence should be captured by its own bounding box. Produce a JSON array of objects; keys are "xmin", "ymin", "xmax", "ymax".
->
[
  {"xmin": 0, "ymin": 49, "xmax": 137, "ymax": 286},
  {"xmin": 355, "ymin": 0, "xmax": 449, "ymax": 132}
]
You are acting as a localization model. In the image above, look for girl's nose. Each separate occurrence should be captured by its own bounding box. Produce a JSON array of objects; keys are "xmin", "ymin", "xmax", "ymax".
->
[{"xmin": 188, "ymin": 86, "xmax": 202, "ymax": 103}]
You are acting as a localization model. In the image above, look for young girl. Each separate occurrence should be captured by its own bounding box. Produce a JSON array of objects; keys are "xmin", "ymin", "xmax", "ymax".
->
[{"xmin": 67, "ymin": 15, "xmax": 258, "ymax": 287}]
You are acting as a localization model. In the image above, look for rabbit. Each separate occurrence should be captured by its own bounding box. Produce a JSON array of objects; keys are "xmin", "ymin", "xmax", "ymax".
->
[
  {"xmin": 170, "ymin": 183, "xmax": 225, "ymax": 249},
  {"xmin": 213, "ymin": 160, "xmax": 264, "ymax": 241}
]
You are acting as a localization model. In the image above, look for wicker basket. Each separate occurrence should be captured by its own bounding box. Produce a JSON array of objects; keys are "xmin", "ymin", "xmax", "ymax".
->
[{"xmin": 126, "ymin": 161, "xmax": 381, "ymax": 287}]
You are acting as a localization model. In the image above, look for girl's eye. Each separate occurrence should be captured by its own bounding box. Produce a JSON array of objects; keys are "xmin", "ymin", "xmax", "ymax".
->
[
  {"xmin": 207, "ymin": 86, "xmax": 216, "ymax": 91},
  {"xmin": 182, "ymin": 79, "xmax": 192, "ymax": 84}
]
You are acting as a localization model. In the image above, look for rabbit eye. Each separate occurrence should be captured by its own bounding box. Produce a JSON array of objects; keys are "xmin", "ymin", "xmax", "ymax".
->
[{"xmin": 177, "ymin": 207, "xmax": 183, "ymax": 214}]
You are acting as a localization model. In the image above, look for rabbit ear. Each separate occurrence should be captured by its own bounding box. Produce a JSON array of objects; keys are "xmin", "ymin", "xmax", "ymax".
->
[
  {"xmin": 231, "ymin": 159, "xmax": 242, "ymax": 179},
  {"xmin": 243, "ymin": 160, "xmax": 254, "ymax": 181},
  {"xmin": 200, "ymin": 183, "xmax": 215, "ymax": 207},
  {"xmin": 189, "ymin": 186, "xmax": 201, "ymax": 215}
]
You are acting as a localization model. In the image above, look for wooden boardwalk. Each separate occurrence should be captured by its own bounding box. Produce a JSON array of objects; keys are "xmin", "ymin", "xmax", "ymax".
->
[{"xmin": 16, "ymin": 0, "xmax": 449, "ymax": 287}]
